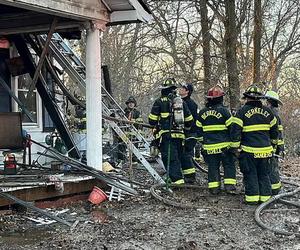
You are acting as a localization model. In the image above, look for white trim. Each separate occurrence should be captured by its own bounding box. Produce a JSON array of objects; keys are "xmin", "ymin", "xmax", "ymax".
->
[
  {"xmin": 128, "ymin": 0, "xmax": 153, "ymax": 22},
  {"xmin": 111, "ymin": 10, "xmax": 139, "ymax": 23}
]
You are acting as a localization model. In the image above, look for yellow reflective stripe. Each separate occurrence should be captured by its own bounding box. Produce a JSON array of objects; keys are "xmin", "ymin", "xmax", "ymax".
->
[
  {"xmin": 241, "ymin": 145, "xmax": 273, "ymax": 154},
  {"xmin": 173, "ymin": 179, "xmax": 184, "ymax": 185},
  {"xmin": 260, "ymin": 195, "xmax": 271, "ymax": 202},
  {"xmin": 149, "ymin": 113, "xmax": 159, "ymax": 121},
  {"xmin": 197, "ymin": 137, "xmax": 204, "ymax": 142},
  {"xmin": 171, "ymin": 133, "xmax": 185, "ymax": 139},
  {"xmin": 157, "ymin": 130, "xmax": 185, "ymax": 139},
  {"xmin": 196, "ymin": 120, "xmax": 202, "ymax": 127},
  {"xmin": 277, "ymin": 140, "xmax": 284, "ymax": 145},
  {"xmin": 271, "ymin": 139, "xmax": 278, "ymax": 144},
  {"xmin": 160, "ymin": 112, "xmax": 170, "ymax": 118},
  {"xmin": 225, "ymin": 117, "xmax": 233, "ymax": 127},
  {"xmin": 242, "ymin": 124, "xmax": 270, "ymax": 132},
  {"xmin": 272, "ymin": 182, "xmax": 281, "ymax": 190},
  {"xmin": 208, "ymin": 182, "xmax": 220, "ymax": 188},
  {"xmin": 245, "ymin": 195, "xmax": 259, "ymax": 202},
  {"xmin": 224, "ymin": 178, "xmax": 237, "ymax": 185},
  {"xmin": 183, "ymin": 168, "xmax": 196, "ymax": 175},
  {"xmin": 184, "ymin": 115, "xmax": 193, "ymax": 122},
  {"xmin": 161, "ymin": 97, "xmax": 168, "ymax": 101},
  {"xmin": 270, "ymin": 117, "xmax": 277, "ymax": 127},
  {"xmin": 233, "ymin": 117, "xmax": 243, "ymax": 127},
  {"xmin": 278, "ymin": 125, "xmax": 283, "ymax": 131},
  {"xmin": 230, "ymin": 141, "xmax": 240, "ymax": 148},
  {"xmin": 204, "ymin": 142, "xmax": 231, "ymax": 150},
  {"xmin": 203, "ymin": 125, "xmax": 227, "ymax": 132}
]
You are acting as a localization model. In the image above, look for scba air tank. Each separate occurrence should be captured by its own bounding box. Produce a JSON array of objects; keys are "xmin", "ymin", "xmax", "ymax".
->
[{"xmin": 172, "ymin": 95, "xmax": 184, "ymax": 129}]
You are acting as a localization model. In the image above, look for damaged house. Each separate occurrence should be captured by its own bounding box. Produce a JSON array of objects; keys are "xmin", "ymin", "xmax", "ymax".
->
[{"xmin": 0, "ymin": 0, "xmax": 162, "ymax": 208}]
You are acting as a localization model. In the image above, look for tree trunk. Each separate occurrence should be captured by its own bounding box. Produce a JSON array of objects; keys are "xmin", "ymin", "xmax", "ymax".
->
[
  {"xmin": 224, "ymin": 0, "xmax": 240, "ymax": 110},
  {"xmin": 253, "ymin": 0, "xmax": 262, "ymax": 83},
  {"xmin": 198, "ymin": 0, "xmax": 212, "ymax": 91}
]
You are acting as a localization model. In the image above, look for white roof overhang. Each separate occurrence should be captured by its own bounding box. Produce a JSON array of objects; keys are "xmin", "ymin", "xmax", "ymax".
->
[{"xmin": 0, "ymin": 0, "xmax": 152, "ymax": 24}]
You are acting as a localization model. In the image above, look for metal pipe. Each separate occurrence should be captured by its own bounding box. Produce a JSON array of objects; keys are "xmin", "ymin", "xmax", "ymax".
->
[{"xmin": 0, "ymin": 189, "xmax": 72, "ymax": 227}]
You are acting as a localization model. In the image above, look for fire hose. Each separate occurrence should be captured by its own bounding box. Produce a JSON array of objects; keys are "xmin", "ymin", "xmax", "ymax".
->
[{"xmin": 254, "ymin": 180, "xmax": 300, "ymax": 236}]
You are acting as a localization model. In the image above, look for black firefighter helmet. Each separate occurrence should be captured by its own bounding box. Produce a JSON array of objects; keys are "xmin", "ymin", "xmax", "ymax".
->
[
  {"xmin": 125, "ymin": 96, "xmax": 137, "ymax": 106},
  {"xmin": 242, "ymin": 84, "xmax": 263, "ymax": 99}
]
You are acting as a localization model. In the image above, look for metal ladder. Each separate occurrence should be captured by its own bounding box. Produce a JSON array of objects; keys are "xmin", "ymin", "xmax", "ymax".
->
[{"xmin": 40, "ymin": 33, "xmax": 165, "ymax": 184}]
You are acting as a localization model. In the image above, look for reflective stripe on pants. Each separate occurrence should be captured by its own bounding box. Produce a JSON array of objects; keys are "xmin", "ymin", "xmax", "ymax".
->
[
  {"xmin": 181, "ymin": 138, "xmax": 197, "ymax": 179},
  {"xmin": 203, "ymin": 150, "xmax": 236, "ymax": 189},
  {"xmin": 160, "ymin": 135, "xmax": 184, "ymax": 183},
  {"xmin": 239, "ymin": 153, "xmax": 272, "ymax": 202}
]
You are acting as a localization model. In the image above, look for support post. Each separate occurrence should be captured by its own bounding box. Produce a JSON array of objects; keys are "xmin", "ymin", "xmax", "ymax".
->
[{"xmin": 86, "ymin": 22, "xmax": 102, "ymax": 170}]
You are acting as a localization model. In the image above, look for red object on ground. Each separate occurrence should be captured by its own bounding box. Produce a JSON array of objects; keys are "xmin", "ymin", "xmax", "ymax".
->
[
  {"xmin": 4, "ymin": 153, "xmax": 17, "ymax": 175},
  {"xmin": 0, "ymin": 38, "xmax": 9, "ymax": 49},
  {"xmin": 88, "ymin": 186, "xmax": 107, "ymax": 205}
]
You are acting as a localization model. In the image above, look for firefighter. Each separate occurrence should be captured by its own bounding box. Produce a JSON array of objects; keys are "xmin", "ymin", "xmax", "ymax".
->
[
  {"xmin": 148, "ymin": 78, "xmax": 193, "ymax": 185},
  {"xmin": 196, "ymin": 86, "xmax": 236, "ymax": 194},
  {"xmin": 115, "ymin": 96, "xmax": 143, "ymax": 162},
  {"xmin": 124, "ymin": 96, "xmax": 143, "ymax": 125},
  {"xmin": 231, "ymin": 84, "xmax": 278, "ymax": 205},
  {"xmin": 178, "ymin": 83, "xmax": 198, "ymax": 184},
  {"xmin": 265, "ymin": 90, "xmax": 284, "ymax": 195}
]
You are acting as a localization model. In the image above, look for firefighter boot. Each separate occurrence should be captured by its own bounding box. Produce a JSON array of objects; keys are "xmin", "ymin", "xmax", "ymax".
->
[
  {"xmin": 224, "ymin": 184, "xmax": 236, "ymax": 194},
  {"xmin": 209, "ymin": 187, "xmax": 221, "ymax": 195}
]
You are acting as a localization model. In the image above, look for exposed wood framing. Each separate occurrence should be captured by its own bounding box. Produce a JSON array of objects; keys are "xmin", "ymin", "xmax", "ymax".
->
[
  {"xmin": 0, "ymin": 178, "xmax": 105, "ymax": 207},
  {"xmin": 0, "ymin": 12, "xmax": 83, "ymax": 35},
  {"xmin": 27, "ymin": 18, "xmax": 57, "ymax": 97}
]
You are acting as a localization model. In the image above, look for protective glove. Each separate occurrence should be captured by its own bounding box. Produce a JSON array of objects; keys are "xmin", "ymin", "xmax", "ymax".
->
[{"xmin": 194, "ymin": 142, "xmax": 202, "ymax": 159}]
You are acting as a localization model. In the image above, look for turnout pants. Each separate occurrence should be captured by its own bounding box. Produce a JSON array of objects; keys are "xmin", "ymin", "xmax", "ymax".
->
[
  {"xmin": 203, "ymin": 150, "xmax": 236, "ymax": 191},
  {"xmin": 269, "ymin": 156, "xmax": 281, "ymax": 195},
  {"xmin": 160, "ymin": 136, "xmax": 184, "ymax": 184},
  {"xmin": 239, "ymin": 152, "xmax": 272, "ymax": 203},
  {"xmin": 181, "ymin": 138, "xmax": 197, "ymax": 182}
]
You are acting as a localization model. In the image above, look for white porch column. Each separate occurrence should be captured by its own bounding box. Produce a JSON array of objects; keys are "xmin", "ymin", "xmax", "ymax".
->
[{"xmin": 86, "ymin": 22, "xmax": 102, "ymax": 170}]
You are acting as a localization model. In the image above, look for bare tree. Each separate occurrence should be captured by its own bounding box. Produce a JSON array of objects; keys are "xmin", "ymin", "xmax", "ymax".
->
[
  {"xmin": 253, "ymin": 0, "xmax": 262, "ymax": 83},
  {"xmin": 224, "ymin": 0, "xmax": 240, "ymax": 109},
  {"xmin": 262, "ymin": 0, "xmax": 300, "ymax": 90},
  {"xmin": 196, "ymin": 0, "xmax": 212, "ymax": 91}
]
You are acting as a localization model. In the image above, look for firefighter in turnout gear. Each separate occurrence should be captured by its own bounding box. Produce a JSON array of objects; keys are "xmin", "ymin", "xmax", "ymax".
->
[
  {"xmin": 179, "ymin": 83, "xmax": 198, "ymax": 184},
  {"xmin": 231, "ymin": 84, "xmax": 278, "ymax": 204},
  {"xmin": 114, "ymin": 96, "xmax": 142, "ymax": 162},
  {"xmin": 196, "ymin": 86, "xmax": 236, "ymax": 194},
  {"xmin": 124, "ymin": 96, "xmax": 143, "ymax": 125},
  {"xmin": 265, "ymin": 90, "xmax": 284, "ymax": 195},
  {"xmin": 148, "ymin": 78, "xmax": 193, "ymax": 184}
]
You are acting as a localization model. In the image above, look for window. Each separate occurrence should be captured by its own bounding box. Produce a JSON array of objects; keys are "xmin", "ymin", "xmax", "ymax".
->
[{"xmin": 17, "ymin": 73, "xmax": 38, "ymax": 124}]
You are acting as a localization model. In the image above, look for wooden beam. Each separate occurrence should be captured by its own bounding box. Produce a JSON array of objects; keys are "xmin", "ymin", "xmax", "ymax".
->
[
  {"xmin": 0, "ymin": 0, "xmax": 110, "ymax": 22},
  {"xmin": 0, "ymin": 12, "xmax": 83, "ymax": 35},
  {"xmin": 0, "ymin": 179, "xmax": 105, "ymax": 207},
  {"xmin": 26, "ymin": 17, "xmax": 57, "ymax": 97}
]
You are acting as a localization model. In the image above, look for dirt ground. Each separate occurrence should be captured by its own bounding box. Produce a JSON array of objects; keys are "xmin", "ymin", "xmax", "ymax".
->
[{"xmin": 0, "ymin": 157, "xmax": 299, "ymax": 250}]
